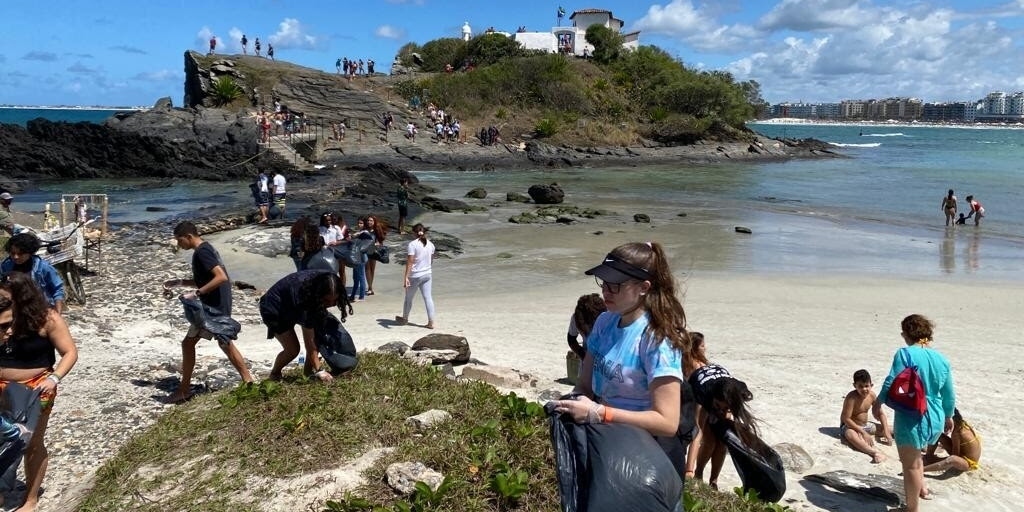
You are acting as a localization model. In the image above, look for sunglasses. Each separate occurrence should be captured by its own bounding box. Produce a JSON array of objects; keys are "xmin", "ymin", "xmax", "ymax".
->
[
  {"xmin": 595, "ymin": 277, "xmax": 629, "ymax": 294},
  {"xmin": 0, "ymin": 321, "xmax": 11, "ymax": 332}
]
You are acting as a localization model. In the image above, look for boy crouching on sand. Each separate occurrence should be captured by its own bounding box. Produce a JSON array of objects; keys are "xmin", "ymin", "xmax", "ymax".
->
[{"xmin": 840, "ymin": 369, "xmax": 894, "ymax": 463}]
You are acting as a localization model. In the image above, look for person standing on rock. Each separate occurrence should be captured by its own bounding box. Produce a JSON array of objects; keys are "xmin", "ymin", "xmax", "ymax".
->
[
  {"xmin": 241, "ymin": 34, "xmax": 248, "ymax": 55},
  {"xmin": 209, "ymin": 35, "xmax": 217, "ymax": 55},
  {"xmin": 268, "ymin": 43, "xmax": 275, "ymax": 61},
  {"xmin": 162, "ymin": 221, "xmax": 254, "ymax": 404},
  {"xmin": 396, "ymin": 177, "xmax": 410, "ymax": 235},
  {"xmin": 336, "ymin": 58, "xmax": 342, "ymax": 74},
  {"xmin": 0, "ymin": 272, "xmax": 78, "ymax": 512},
  {"xmin": 255, "ymin": 37, "xmax": 261, "ymax": 57},
  {"xmin": 368, "ymin": 59, "xmax": 375, "ymax": 74},
  {"xmin": 272, "ymin": 170, "xmax": 287, "ymax": 219}
]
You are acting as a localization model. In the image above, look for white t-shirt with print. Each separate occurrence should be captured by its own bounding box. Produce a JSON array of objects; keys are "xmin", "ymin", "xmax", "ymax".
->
[{"xmin": 272, "ymin": 173, "xmax": 286, "ymax": 194}]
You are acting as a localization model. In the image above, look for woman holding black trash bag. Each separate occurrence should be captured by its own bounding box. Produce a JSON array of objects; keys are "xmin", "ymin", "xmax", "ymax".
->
[{"xmin": 549, "ymin": 242, "xmax": 692, "ymax": 475}]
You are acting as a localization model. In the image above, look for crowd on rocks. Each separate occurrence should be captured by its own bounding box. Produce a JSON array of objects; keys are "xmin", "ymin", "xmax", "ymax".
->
[{"xmin": 336, "ymin": 57, "xmax": 375, "ymax": 78}]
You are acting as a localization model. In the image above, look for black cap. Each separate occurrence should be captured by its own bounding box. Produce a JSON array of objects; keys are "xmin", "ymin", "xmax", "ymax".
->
[{"xmin": 585, "ymin": 253, "xmax": 652, "ymax": 284}]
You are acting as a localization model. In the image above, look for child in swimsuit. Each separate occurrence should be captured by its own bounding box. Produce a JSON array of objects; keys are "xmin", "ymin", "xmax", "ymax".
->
[
  {"xmin": 923, "ymin": 408, "xmax": 981, "ymax": 472},
  {"xmin": 839, "ymin": 369, "xmax": 894, "ymax": 463}
]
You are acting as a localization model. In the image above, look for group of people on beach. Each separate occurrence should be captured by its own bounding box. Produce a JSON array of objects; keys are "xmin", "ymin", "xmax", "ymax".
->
[
  {"xmin": 552, "ymin": 241, "xmax": 970, "ymax": 512},
  {"xmin": 941, "ymin": 188, "xmax": 984, "ymax": 226},
  {"xmin": 163, "ymin": 182, "xmax": 437, "ymax": 393}
]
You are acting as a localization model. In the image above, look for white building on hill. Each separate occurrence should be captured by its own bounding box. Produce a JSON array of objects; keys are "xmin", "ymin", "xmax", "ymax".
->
[{"xmin": 511, "ymin": 8, "xmax": 640, "ymax": 57}]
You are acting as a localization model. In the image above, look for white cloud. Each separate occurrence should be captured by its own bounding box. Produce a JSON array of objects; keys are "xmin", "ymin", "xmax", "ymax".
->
[
  {"xmin": 757, "ymin": 0, "xmax": 871, "ymax": 31},
  {"xmin": 228, "ymin": 28, "xmax": 245, "ymax": 53},
  {"xmin": 375, "ymin": 24, "xmax": 407, "ymax": 40},
  {"xmin": 133, "ymin": 69, "xmax": 179, "ymax": 82},
  {"xmin": 268, "ymin": 18, "xmax": 323, "ymax": 50},
  {"xmin": 634, "ymin": 0, "xmax": 762, "ymax": 53}
]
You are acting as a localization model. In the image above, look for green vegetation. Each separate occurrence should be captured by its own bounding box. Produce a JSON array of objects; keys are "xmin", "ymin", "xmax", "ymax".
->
[
  {"xmin": 211, "ymin": 76, "xmax": 245, "ymax": 106},
  {"xmin": 78, "ymin": 352, "xmax": 791, "ymax": 512},
  {"xmin": 391, "ymin": 35, "xmax": 763, "ymax": 144}
]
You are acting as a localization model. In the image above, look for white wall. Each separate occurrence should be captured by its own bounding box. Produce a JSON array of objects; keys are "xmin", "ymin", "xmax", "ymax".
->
[{"xmin": 513, "ymin": 32, "xmax": 556, "ymax": 53}]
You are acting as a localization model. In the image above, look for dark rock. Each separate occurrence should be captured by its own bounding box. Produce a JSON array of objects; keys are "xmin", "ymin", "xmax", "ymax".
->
[
  {"xmin": 153, "ymin": 97, "xmax": 173, "ymax": 110},
  {"xmin": 805, "ymin": 470, "xmax": 905, "ymax": 506},
  {"xmin": 677, "ymin": 212, "xmax": 687, "ymax": 217},
  {"xmin": 420, "ymin": 196, "xmax": 485, "ymax": 213},
  {"xmin": 506, "ymin": 192, "xmax": 530, "ymax": 203},
  {"xmin": 377, "ymin": 341, "xmax": 410, "ymax": 355},
  {"xmin": 555, "ymin": 217, "xmax": 575, "ymax": 224},
  {"xmin": 465, "ymin": 187, "xmax": 487, "ymax": 199},
  {"xmin": 234, "ymin": 280, "xmax": 257, "ymax": 291},
  {"xmin": 735, "ymin": 226, "xmax": 752, "ymax": 234},
  {"xmin": 633, "ymin": 214, "xmax": 651, "ymax": 223},
  {"xmin": 527, "ymin": 183, "xmax": 565, "ymax": 204},
  {"xmin": 411, "ymin": 334, "xmax": 470, "ymax": 364},
  {"xmin": 145, "ymin": 207, "xmax": 169, "ymax": 212}
]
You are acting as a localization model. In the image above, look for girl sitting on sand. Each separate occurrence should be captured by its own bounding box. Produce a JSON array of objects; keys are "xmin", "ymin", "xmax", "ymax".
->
[
  {"xmin": 923, "ymin": 408, "xmax": 980, "ymax": 473},
  {"xmin": 549, "ymin": 242, "xmax": 692, "ymax": 478}
]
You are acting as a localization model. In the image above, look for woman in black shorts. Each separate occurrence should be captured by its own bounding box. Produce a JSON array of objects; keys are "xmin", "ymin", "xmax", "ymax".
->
[{"xmin": 260, "ymin": 270, "xmax": 351, "ymax": 382}]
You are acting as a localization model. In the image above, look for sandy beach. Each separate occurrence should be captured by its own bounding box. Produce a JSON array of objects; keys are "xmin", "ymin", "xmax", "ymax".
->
[{"xmin": 19, "ymin": 201, "xmax": 1021, "ymax": 511}]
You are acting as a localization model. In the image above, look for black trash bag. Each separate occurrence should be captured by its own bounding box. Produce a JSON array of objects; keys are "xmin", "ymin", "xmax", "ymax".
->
[
  {"xmin": 710, "ymin": 419, "xmax": 787, "ymax": 503},
  {"xmin": 333, "ymin": 235, "xmax": 376, "ymax": 267},
  {"xmin": 180, "ymin": 296, "xmax": 241, "ymax": 344},
  {"xmin": 370, "ymin": 244, "xmax": 390, "ymax": 264},
  {"xmin": 302, "ymin": 247, "xmax": 339, "ymax": 273},
  {"xmin": 547, "ymin": 402, "xmax": 683, "ymax": 512},
  {"xmin": 0, "ymin": 383, "xmax": 41, "ymax": 488},
  {"xmin": 655, "ymin": 380, "xmax": 698, "ymax": 479},
  {"xmin": 314, "ymin": 314, "xmax": 358, "ymax": 375}
]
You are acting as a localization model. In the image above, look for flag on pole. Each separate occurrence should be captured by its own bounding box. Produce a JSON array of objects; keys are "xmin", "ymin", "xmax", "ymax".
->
[{"xmin": 558, "ymin": 6, "xmax": 566, "ymax": 18}]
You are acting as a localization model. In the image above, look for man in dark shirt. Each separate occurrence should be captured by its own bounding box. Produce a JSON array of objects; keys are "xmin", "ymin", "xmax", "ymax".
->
[{"xmin": 162, "ymin": 221, "xmax": 253, "ymax": 403}]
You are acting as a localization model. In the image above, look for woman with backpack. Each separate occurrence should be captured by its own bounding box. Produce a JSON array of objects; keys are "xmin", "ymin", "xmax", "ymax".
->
[{"xmin": 879, "ymin": 314, "xmax": 956, "ymax": 512}]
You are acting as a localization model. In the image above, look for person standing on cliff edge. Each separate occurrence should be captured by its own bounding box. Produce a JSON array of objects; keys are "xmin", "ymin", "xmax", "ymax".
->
[
  {"xmin": 241, "ymin": 34, "xmax": 248, "ymax": 55},
  {"xmin": 162, "ymin": 222, "xmax": 254, "ymax": 404},
  {"xmin": 255, "ymin": 37, "xmax": 261, "ymax": 57},
  {"xmin": 209, "ymin": 35, "xmax": 217, "ymax": 55}
]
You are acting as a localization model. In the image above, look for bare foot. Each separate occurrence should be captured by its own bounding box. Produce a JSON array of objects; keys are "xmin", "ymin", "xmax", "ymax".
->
[
  {"xmin": 920, "ymin": 489, "xmax": 934, "ymax": 500},
  {"xmin": 708, "ymin": 480, "xmax": 718, "ymax": 491},
  {"xmin": 14, "ymin": 500, "xmax": 38, "ymax": 512},
  {"xmin": 424, "ymin": 323, "xmax": 435, "ymax": 330},
  {"xmin": 267, "ymin": 371, "xmax": 283, "ymax": 382},
  {"xmin": 871, "ymin": 451, "xmax": 887, "ymax": 464}
]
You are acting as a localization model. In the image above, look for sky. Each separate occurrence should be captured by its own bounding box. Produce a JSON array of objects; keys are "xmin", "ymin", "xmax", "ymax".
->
[{"xmin": 2, "ymin": 0, "xmax": 1024, "ymax": 107}]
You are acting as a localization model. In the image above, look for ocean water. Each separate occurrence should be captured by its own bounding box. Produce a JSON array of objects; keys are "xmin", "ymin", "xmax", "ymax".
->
[
  {"xmin": 414, "ymin": 122, "xmax": 1024, "ymax": 281},
  {"xmin": 0, "ymin": 107, "xmax": 130, "ymax": 126},
  {"xmin": 4, "ymin": 110, "xmax": 1022, "ymax": 280}
]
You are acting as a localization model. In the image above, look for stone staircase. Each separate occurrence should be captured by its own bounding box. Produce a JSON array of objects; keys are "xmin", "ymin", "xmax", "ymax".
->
[{"xmin": 261, "ymin": 133, "xmax": 317, "ymax": 172}]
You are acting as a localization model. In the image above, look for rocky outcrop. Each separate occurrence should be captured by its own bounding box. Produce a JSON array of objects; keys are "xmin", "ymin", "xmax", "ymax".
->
[
  {"xmin": 0, "ymin": 108, "xmax": 285, "ymax": 180},
  {"xmin": 184, "ymin": 51, "xmax": 401, "ymax": 130}
]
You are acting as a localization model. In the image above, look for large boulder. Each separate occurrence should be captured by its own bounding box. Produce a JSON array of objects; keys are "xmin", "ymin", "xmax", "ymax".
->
[
  {"xmin": 527, "ymin": 183, "xmax": 564, "ymax": 204},
  {"xmin": 411, "ymin": 334, "xmax": 470, "ymax": 364}
]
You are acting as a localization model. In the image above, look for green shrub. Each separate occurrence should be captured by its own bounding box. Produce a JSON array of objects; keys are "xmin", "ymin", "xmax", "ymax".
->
[
  {"xmin": 534, "ymin": 117, "xmax": 559, "ymax": 138},
  {"xmin": 210, "ymin": 76, "xmax": 244, "ymax": 106}
]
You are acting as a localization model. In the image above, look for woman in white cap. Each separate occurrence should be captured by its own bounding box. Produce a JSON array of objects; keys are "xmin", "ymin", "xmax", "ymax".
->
[{"xmin": 550, "ymin": 242, "xmax": 692, "ymax": 477}]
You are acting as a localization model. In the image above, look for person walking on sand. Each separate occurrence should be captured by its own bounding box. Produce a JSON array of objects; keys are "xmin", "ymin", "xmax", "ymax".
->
[
  {"xmin": 364, "ymin": 215, "xmax": 385, "ymax": 296},
  {"xmin": 0, "ymin": 275, "xmax": 78, "ymax": 512},
  {"xmin": 395, "ymin": 223, "xmax": 435, "ymax": 329},
  {"xmin": 941, "ymin": 189, "xmax": 957, "ymax": 226},
  {"xmin": 549, "ymin": 242, "xmax": 695, "ymax": 482},
  {"xmin": 241, "ymin": 34, "xmax": 248, "ymax": 55},
  {"xmin": 879, "ymin": 314, "xmax": 956, "ymax": 511},
  {"xmin": 162, "ymin": 222, "xmax": 254, "ymax": 404},
  {"xmin": 964, "ymin": 195, "xmax": 985, "ymax": 226}
]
